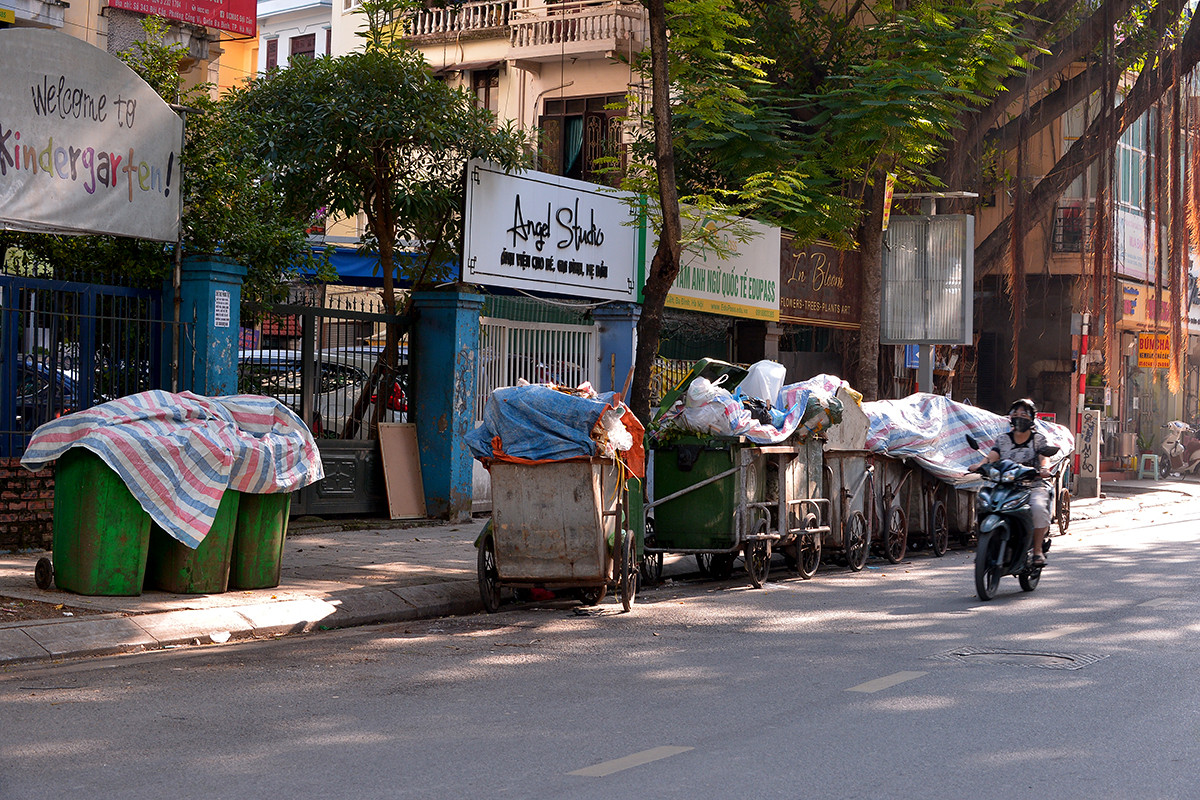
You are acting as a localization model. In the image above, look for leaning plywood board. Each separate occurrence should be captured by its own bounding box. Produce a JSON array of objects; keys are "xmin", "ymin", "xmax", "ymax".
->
[{"xmin": 378, "ymin": 423, "xmax": 426, "ymax": 519}]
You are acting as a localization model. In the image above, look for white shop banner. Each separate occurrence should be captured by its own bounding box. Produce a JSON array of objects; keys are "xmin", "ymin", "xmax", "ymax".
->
[
  {"xmin": 462, "ymin": 160, "xmax": 638, "ymax": 301},
  {"xmin": 661, "ymin": 213, "xmax": 781, "ymax": 321},
  {"xmin": 0, "ymin": 29, "xmax": 183, "ymax": 241}
]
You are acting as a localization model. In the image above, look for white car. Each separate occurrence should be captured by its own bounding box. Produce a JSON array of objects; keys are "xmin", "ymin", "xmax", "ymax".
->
[{"xmin": 238, "ymin": 349, "xmax": 406, "ymax": 438}]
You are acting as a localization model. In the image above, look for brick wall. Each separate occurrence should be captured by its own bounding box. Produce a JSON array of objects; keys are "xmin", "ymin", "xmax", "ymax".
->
[{"xmin": 0, "ymin": 459, "xmax": 55, "ymax": 551}]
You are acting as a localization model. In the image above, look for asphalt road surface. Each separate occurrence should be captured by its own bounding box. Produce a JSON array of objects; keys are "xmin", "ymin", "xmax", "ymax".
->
[{"xmin": 3, "ymin": 500, "xmax": 1199, "ymax": 800}]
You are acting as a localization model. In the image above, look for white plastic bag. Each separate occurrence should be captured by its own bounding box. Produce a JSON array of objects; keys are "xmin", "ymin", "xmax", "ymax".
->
[
  {"xmin": 597, "ymin": 406, "xmax": 634, "ymax": 456},
  {"xmin": 685, "ymin": 374, "xmax": 729, "ymax": 407},
  {"xmin": 739, "ymin": 360, "xmax": 786, "ymax": 405}
]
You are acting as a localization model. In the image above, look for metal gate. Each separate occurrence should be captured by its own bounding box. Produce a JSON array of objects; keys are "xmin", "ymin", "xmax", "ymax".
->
[
  {"xmin": 0, "ymin": 273, "xmax": 174, "ymax": 458},
  {"xmin": 473, "ymin": 316, "xmax": 599, "ymax": 510}
]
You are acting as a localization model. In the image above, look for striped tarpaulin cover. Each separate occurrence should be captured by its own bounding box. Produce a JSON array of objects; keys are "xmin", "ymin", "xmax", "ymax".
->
[
  {"xmin": 21, "ymin": 391, "xmax": 324, "ymax": 549},
  {"xmin": 863, "ymin": 393, "xmax": 1074, "ymax": 483}
]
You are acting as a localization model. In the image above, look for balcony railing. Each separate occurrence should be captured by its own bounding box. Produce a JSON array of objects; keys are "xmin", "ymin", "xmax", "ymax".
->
[
  {"xmin": 509, "ymin": 0, "xmax": 648, "ymax": 61},
  {"xmin": 405, "ymin": 0, "xmax": 514, "ymax": 38}
]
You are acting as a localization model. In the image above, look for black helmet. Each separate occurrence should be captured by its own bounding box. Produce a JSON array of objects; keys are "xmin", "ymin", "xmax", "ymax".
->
[{"xmin": 1008, "ymin": 398, "xmax": 1037, "ymax": 417}]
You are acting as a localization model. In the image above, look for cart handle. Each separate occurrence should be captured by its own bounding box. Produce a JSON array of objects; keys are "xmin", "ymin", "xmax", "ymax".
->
[{"xmin": 643, "ymin": 463, "xmax": 743, "ymax": 512}]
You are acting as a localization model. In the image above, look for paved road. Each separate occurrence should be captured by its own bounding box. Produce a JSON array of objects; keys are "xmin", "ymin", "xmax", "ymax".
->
[{"xmin": 3, "ymin": 500, "xmax": 1199, "ymax": 799}]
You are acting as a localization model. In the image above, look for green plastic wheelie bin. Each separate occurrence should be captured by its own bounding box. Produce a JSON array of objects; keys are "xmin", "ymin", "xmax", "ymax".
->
[
  {"xmin": 228, "ymin": 492, "xmax": 292, "ymax": 590},
  {"xmin": 145, "ymin": 490, "xmax": 241, "ymax": 594},
  {"xmin": 47, "ymin": 447, "xmax": 152, "ymax": 596}
]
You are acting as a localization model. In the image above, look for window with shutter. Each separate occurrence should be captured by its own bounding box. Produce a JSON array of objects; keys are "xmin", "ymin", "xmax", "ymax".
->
[
  {"xmin": 291, "ymin": 33, "xmax": 316, "ymax": 61},
  {"xmin": 266, "ymin": 38, "xmax": 278, "ymax": 70}
]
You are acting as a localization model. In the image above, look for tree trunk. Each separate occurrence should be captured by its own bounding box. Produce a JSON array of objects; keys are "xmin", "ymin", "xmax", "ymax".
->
[
  {"xmin": 856, "ymin": 174, "xmax": 885, "ymax": 401},
  {"xmin": 629, "ymin": 0, "xmax": 684, "ymax": 424}
]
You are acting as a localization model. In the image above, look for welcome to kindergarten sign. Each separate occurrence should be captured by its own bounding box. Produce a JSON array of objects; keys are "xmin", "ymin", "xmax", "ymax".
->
[{"xmin": 0, "ymin": 30, "xmax": 183, "ymax": 242}]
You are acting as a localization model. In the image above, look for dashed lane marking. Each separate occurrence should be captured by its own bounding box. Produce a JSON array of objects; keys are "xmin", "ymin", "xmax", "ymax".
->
[
  {"xmin": 1023, "ymin": 623, "xmax": 1097, "ymax": 640},
  {"xmin": 569, "ymin": 746, "xmax": 694, "ymax": 777},
  {"xmin": 846, "ymin": 671, "xmax": 927, "ymax": 693}
]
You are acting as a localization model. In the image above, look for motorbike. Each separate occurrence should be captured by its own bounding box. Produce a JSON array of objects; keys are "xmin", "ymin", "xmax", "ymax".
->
[
  {"xmin": 1161, "ymin": 421, "xmax": 1200, "ymax": 478},
  {"xmin": 966, "ymin": 435, "xmax": 1060, "ymax": 601}
]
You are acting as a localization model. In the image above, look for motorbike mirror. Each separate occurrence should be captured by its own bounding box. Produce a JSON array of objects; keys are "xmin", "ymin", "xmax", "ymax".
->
[
  {"xmin": 966, "ymin": 434, "xmax": 980, "ymax": 451},
  {"xmin": 1037, "ymin": 445, "xmax": 1060, "ymax": 457}
]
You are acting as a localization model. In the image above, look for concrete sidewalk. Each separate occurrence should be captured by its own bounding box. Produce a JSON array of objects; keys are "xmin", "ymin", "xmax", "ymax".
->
[{"xmin": 2, "ymin": 477, "xmax": 1198, "ymax": 667}]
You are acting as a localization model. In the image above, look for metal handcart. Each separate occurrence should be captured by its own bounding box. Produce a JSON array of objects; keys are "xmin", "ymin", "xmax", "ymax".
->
[
  {"xmin": 642, "ymin": 358, "xmax": 830, "ymax": 588},
  {"xmin": 476, "ymin": 457, "xmax": 642, "ymax": 613}
]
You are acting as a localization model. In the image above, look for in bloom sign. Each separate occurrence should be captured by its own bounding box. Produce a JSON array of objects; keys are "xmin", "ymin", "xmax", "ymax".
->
[{"xmin": 0, "ymin": 30, "xmax": 183, "ymax": 242}]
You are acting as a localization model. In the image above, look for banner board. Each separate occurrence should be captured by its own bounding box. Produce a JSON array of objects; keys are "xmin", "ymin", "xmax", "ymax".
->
[
  {"xmin": 108, "ymin": 0, "xmax": 256, "ymax": 36},
  {"xmin": 664, "ymin": 215, "xmax": 781, "ymax": 321},
  {"xmin": 462, "ymin": 160, "xmax": 639, "ymax": 302},
  {"xmin": 779, "ymin": 236, "xmax": 861, "ymax": 329},
  {"xmin": 1137, "ymin": 332, "xmax": 1171, "ymax": 369},
  {"xmin": 0, "ymin": 30, "xmax": 183, "ymax": 242}
]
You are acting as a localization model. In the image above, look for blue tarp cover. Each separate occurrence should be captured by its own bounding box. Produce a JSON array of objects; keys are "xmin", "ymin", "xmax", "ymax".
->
[{"xmin": 467, "ymin": 385, "xmax": 617, "ymax": 463}]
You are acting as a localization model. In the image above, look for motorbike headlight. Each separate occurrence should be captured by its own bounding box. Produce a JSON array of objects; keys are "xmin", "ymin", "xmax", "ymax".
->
[
  {"xmin": 1001, "ymin": 464, "xmax": 1024, "ymax": 483},
  {"xmin": 1000, "ymin": 489, "xmax": 1030, "ymax": 512}
]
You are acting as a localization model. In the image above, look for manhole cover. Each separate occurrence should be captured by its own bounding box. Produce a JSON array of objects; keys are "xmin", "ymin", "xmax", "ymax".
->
[{"xmin": 930, "ymin": 646, "xmax": 1108, "ymax": 670}]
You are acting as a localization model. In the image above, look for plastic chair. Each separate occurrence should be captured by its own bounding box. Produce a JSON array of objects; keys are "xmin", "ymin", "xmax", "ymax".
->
[{"xmin": 1139, "ymin": 454, "xmax": 1160, "ymax": 480}]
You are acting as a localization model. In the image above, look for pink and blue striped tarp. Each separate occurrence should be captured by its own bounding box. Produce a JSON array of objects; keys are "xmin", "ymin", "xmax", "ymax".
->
[
  {"xmin": 21, "ymin": 391, "xmax": 324, "ymax": 549},
  {"xmin": 863, "ymin": 393, "xmax": 1075, "ymax": 482}
]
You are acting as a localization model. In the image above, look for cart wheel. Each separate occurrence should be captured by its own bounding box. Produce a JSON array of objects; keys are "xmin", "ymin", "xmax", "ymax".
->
[
  {"xmin": 575, "ymin": 586, "xmax": 608, "ymax": 606},
  {"xmin": 640, "ymin": 522, "xmax": 663, "ymax": 585},
  {"xmin": 745, "ymin": 540, "xmax": 771, "ymax": 588},
  {"xmin": 845, "ymin": 511, "xmax": 869, "ymax": 572},
  {"xmin": 1056, "ymin": 489, "xmax": 1071, "ymax": 535},
  {"xmin": 477, "ymin": 533, "xmax": 502, "ymax": 613},
  {"xmin": 930, "ymin": 500, "xmax": 949, "ymax": 557},
  {"xmin": 34, "ymin": 557, "xmax": 54, "ymax": 591},
  {"xmin": 696, "ymin": 553, "xmax": 735, "ymax": 580},
  {"xmin": 619, "ymin": 530, "xmax": 637, "ymax": 612},
  {"xmin": 882, "ymin": 506, "xmax": 907, "ymax": 563},
  {"xmin": 797, "ymin": 514, "xmax": 821, "ymax": 579}
]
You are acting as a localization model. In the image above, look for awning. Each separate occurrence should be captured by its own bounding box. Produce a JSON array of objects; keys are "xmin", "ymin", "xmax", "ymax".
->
[{"xmin": 432, "ymin": 59, "xmax": 502, "ymax": 75}]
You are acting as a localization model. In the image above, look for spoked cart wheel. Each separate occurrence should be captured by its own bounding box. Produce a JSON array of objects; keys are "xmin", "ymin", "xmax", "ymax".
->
[
  {"xmin": 930, "ymin": 500, "xmax": 950, "ymax": 557},
  {"xmin": 639, "ymin": 519, "xmax": 663, "ymax": 586},
  {"xmin": 796, "ymin": 513, "xmax": 821, "ymax": 580},
  {"xmin": 619, "ymin": 529, "xmax": 637, "ymax": 612},
  {"xmin": 1056, "ymin": 488, "xmax": 1071, "ymax": 535},
  {"xmin": 881, "ymin": 505, "xmax": 908, "ymax": 564},
  {"xmin": 696, "ymin": 552, "xmax": 736, "ymax": 580},
  {"xmin": 844, "ymin": 511, "xmax": 870, "ymax": 572},
  {"xmin": 34, "ymin": 557, "xmax": 54, "ymax": 591},
  {"xmin": 477, "ymin": 531, "xmax": 502, "ymax": 613}
]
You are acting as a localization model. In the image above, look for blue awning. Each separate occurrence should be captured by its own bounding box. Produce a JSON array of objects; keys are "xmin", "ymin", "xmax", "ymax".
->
[{"xmin": 307, "ymin": 247, "xmax": 460, "ymax": 288}]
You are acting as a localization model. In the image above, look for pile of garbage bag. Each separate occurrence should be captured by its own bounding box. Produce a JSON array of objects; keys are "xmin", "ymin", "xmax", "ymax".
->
[
  {"xmin": 655, "ymin": 360, "xmax": 845, "ymax": 444},
  {"xmin": 467, "ymin": 382, "xmax": 645, "ymax": 477}
]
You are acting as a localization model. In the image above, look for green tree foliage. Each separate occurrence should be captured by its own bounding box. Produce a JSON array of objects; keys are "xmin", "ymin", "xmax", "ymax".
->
[{"xmin": 225, "ymin": 0, "xmax": 533, "ymax": 316}]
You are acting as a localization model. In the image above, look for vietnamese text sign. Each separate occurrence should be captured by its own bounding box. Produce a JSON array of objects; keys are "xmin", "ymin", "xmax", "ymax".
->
[
  {"xmin": 462, "ymin": 160, "xmax": 638, "ymax": 302},
  {"xmin": 779, "ymin": 236, "xmax": 861, "ymax": 329},
  {"xmin": 1137, "ymin": 332, "xmax": 1170, "ymax": 369},
  {"xmin": 664, "ymin": 215, "xmax": 781, "ymax": 321},
  {"xmin": 0, "ymin": 30, "xmax": 183, "ymax": 242},
  {"xmin": 108, "ymin": 0, "xmax": 256, "ymax": 36}
]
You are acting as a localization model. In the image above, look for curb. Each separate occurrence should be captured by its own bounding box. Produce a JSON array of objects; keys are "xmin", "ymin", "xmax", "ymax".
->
[{"xmin": 0, "ymin": 580, "xmax": 484, "ymax": 667}]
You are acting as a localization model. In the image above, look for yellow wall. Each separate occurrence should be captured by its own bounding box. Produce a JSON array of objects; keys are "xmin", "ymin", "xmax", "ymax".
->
[{"xmin": 217, "ymin": 35, "xmax": 259, "ymax": 94}]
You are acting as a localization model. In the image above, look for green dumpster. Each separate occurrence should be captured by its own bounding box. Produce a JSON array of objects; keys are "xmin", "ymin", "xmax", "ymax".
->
[
  {"xmin": 228, "ymin": 492, "xmax": 292, "ymax": 590},
  {"xmin": 50, "ymin": 447, "xmax": 152, "ymax": 596},
  {"xmin": 145, "ymin": 490, "xmax": 241, "ymax": 594}
]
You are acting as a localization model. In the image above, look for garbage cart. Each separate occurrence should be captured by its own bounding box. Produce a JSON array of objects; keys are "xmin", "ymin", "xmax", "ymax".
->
[{"xmin": 477, "ymin": 457, "xmax": 641, "ymax": 613}]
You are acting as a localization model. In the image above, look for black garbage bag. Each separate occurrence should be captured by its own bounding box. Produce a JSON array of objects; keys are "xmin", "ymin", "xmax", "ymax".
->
[{"xmin": 741, "ymin": 396, "xmax": 773, "ymax": 425}]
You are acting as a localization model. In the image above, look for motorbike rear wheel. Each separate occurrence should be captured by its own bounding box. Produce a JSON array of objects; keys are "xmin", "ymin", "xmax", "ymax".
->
[{"xmin": 975, "ymin": 532, "xmax": 1003, "ymax": 601}]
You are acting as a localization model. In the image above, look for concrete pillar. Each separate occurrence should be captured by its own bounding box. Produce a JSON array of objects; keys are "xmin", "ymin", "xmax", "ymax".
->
[
  {"xmin": 592, "ymin": 303, "xmax": 641, "ymax": 395},
  {"xmin": 173, "ymin": 256, "xmax": 246, "ymax": 396},
  {"xmin": 412, "ymin": 289, "xmax": 484, "ymax": 521},
  {"xmin": 764, "ymin": 322, "xmax": 783, "ymax": 361}
]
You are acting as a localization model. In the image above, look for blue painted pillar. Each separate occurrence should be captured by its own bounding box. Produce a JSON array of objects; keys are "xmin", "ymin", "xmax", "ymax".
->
[
  {"xmin": 412, "ymin": 289, "xmax": 483, "ymax": 521},
  {"xmin": 592, "ymin": 303, "xmax": 641, "ymax": 396},
  {"xmin": 174, "ymin": 256, "xmax": 246, "ymax": 396}
]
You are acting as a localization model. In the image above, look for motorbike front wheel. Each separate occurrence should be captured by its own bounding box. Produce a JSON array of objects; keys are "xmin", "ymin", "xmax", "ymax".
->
[{"xmin": 975, "ymin": 532, "xmax": 1004, "ymax": 601}]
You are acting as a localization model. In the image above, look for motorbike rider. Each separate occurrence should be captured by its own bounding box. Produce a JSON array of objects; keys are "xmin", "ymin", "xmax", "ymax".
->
[{"xmin": 969, "ymin": 398, "xmax": 1052, "ymax": 567}]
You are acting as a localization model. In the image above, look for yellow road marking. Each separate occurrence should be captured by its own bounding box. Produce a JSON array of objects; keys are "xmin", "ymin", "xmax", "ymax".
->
[
  {"xmin": 569, "ymin": 746, "xmax": 694, "ymax": 777},
  {"xmin": 846, "ymin": 671, "xmax": 927, "ymax": 693}
]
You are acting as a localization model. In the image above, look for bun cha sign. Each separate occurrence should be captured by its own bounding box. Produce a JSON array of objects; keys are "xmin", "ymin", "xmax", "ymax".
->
[
  {"xmin": 462, "ymin": 160, "xmax": 639, "ymax": 301},
  {"xmin": 0, "ymin": 29, "xmax": 183, "ymax": 242}
]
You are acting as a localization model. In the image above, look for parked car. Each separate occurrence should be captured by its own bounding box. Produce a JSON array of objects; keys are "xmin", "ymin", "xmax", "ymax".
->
[
  {"xmin": 237, "ymin": 349, "xmax": 405, "ymax": 438},
  {"xmin": 15, "ymin": 358, "xmax": 81, "ymax": 432}
]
